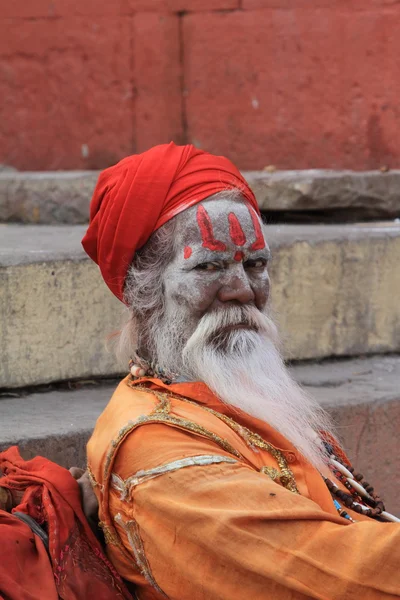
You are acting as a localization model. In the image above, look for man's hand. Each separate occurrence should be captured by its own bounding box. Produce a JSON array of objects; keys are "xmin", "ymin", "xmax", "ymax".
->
[
  {"xmin": 0, "ymin": 486, "xmax": 12, "ymax": 512},
  {"xmin": 1, "ymin": 467, "xmax": 99, "ymax": 534},
  {"xmin": 0, "ymin": 473, "xmax": 24, "ymax": 512},
  {"xmin": 69, "ymin": 468, "xmax": 100, "ymax": 535}
]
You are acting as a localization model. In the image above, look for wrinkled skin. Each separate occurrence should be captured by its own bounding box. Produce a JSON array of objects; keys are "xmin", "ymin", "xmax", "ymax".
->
[{"xmin": 161, "ymin": 198, "xmax": 271, "ymax": 341}]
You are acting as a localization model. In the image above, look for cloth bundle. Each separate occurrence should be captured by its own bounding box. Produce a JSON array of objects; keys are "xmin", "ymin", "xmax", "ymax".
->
[{"xmin": 0, "ymin": 446, "xmax": 132, "ymax": 600}]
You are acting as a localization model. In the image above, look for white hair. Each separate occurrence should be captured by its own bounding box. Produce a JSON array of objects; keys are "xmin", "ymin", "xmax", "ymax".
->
[
  {"xmin": 117, "ymin": 194, "xmax": 335, "ymax": 469},
  {"xmin": 117, "ymin": 217, "xmax": 178, "ymax": 365},
  {"xmin": 180, "ymin": 304, "xmax": 333, "ymax": 469}
]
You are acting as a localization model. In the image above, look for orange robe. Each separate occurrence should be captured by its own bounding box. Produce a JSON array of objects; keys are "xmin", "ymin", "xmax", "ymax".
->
[{"xmin": 87, "ymin": 377, "xmax": 400, "ymax": 599}]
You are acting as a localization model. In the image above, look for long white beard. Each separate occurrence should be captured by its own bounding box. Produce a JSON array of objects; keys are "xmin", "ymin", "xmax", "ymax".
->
[{"xmin": 155, "ymin": 304, "xmax": 332, "ymax": 470}]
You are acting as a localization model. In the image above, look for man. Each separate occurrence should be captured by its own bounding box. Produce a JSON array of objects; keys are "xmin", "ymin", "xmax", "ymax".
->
[{"xmin": 82, "ymin": 142, "xmax": 400, "ymax": 599}]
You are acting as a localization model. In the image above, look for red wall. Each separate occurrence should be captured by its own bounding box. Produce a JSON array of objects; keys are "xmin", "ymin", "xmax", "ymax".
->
[{"xmin": 1, "ymin": 0, "xmax": 399, "ymax": 170}]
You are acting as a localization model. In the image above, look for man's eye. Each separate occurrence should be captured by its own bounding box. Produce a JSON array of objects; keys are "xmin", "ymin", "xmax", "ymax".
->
[
  {"xmin": 194, "ymin": 262, "xmax": 221, "ymax": 271},
  {"xmin": 244, "ymin": 258, "xmax": 267, "ymax": 269}
]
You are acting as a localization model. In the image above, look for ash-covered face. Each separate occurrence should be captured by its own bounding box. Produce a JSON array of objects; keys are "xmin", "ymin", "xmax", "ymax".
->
[
  {"xmin": 126, "ymin": 196, "xmax": 333, "ymax": 468},
  {"xmin": 162, "ymin": 197, "xmax": 271, "ymax": 346}
]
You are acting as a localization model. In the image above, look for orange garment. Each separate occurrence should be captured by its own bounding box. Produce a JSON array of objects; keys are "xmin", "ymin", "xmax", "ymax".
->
[{"xmin": 87, "ymin": 377, "xmax": 400, "ymax": 599}]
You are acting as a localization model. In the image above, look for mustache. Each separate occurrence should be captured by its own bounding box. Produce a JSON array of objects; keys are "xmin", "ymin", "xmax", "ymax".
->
[{"xmin": 194, "ymin": 305, "xmax": 278, "ymax": 343}]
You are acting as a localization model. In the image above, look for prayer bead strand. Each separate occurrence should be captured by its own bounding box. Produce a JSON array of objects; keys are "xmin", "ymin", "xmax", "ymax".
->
[{"xmin": 324, "ymin": 447, "xmax": 400, "ymax": 523}]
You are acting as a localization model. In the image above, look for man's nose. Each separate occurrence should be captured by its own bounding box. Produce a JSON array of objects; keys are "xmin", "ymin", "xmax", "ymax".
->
[{"xmin": 217, "ymin": 274, "xmax": 255, "ymax": 305}]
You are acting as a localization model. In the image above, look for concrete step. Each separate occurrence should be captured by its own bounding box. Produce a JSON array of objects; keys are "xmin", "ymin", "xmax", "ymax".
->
[
  {"xmin": 291, "ymin": 355, "xmax": 400, "ymax": 514},
  {"xmin": 0, "ymin": 382, "xmax": 114, "ymax": 469},
  {"xmin": 248, "ymin": 169, "xmax": 400, "ymax": 221},
  {"xmin": 1, "ymin": 222, "xmax": 400, "ymax": 388},
  {"xmin": 0, "ymin": 171, "xmax": 98, "ymax": 225},
  {"xmin": 0, "ymin": 224, "xmax": 124, "ymax": 389},
  {"xmin": 0, "ymin": 356, "xmax": 398, "ymax": 514},
  {"xmin": 1, "ymin": 170, "xmax": 400, "ymax": 224}
]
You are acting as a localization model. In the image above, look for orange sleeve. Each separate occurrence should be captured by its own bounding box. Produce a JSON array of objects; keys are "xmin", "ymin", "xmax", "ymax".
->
[{"xmin": 108, "ymin": 425, "xmax": 400, "ymax": 600}]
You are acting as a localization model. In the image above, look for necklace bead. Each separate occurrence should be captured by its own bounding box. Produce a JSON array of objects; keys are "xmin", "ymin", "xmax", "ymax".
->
[{"xmin": 324, "ymin": 448, "xmax": 400, "ymax": 523}]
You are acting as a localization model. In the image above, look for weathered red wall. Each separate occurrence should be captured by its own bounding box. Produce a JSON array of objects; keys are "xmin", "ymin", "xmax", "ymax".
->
[{"xmin": 0, "ymin": 0, "xmax": 399, "ymax": 170}]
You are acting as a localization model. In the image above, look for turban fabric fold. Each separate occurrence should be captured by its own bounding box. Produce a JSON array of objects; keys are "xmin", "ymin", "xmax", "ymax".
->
[{"xmin": 82, "ymin": 142, "xmax": 259, "ymax": 302}]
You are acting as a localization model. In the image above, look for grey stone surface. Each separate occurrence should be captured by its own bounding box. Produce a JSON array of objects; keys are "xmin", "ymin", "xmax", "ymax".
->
[
  {"xmin": 267, "ymin": 222, "xmax": 400, "ymax": 361},
  {"xmin": 293, "ymin": 355, "xmax": 400, "ymax": 514},
  {"xmin": 246, "ymin": 169, "xmax": 400, "ymax": 219},
  {"xmin": 0, "ymin": 224, "xmax": 126, "ymax": 389},
  {"xmin": 0, "ymin": 383, "xmax": 115, "ymax": 468},
  {"xmin": 0, "ymin": 171, "xmax": 98, "ymax": 224},
  {"xmin": 1, "ymin": 169, "xmax": 400, "ymax": 224},
  {"xmin": 291, "ymin": 354, "xmax": 400, "ymax": 407},
  {"xmin": 0, "ymin": 356, "xmax": 398, "ymax": 512},
  {"xmin": 0, "ymin": 223, "xmax": 85, "ymax": 266},
  {"xmin": 1, "ymin": 222, "xmax": 400, "ymax": 387}
]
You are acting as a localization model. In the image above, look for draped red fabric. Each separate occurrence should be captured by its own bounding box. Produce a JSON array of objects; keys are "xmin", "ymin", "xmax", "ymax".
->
[
  {"xmin": 0, "ymin": 446, "xmax": 132, "ymax": 600},
  {"xmin": 82, "ymin": 142, "xmax": 259, "ymax": 302},
  {"xmin": 0, "ymin": 511, "xmax": 58, "ymax": 600}
]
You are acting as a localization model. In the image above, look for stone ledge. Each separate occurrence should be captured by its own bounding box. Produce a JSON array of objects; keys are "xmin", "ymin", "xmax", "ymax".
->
[
  {"xmin": 295, "ymin": 355, "xmax": 400, "ymax": 514},
  {"xmin": 1, "ymin": 169, "xmax": 400, "ymax": 224},
  {"xmin": 247, "ymin": 169, "xmax": 400, "ymax": 220},
  {"xmin": 0, "ymin": 171, "xmax": 98, "ymax": 225},
  {"xmin": 0, "ymin": 355, "xmax": 398, "ymax": 512},
  {"xmin": 0, "ymin": 225, "xmax": 125, "ymax": 389},
  {"xmin": 1, "ymin": 222, "xmax": 400, "ymax": 387},
  {"xmin": 0, "ymin": 383, "xmax": 114, "ymax": 469}
]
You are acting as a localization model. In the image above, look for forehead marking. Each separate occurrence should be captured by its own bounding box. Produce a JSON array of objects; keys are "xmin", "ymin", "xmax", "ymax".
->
[
  {"xmin": 234, "ymin": 250, "xmax": 245, "ymax": 262},
  {"xmin": 185, "ymin": 203, "xmax": 265, "ymax": 260},
  {"xmin": 228, "ymin": 212, "xmax": 246, "ymax": 246},
  {"xmin": 196, "ymin": 205, "xmax": 227, "ymax": 252},
  {"xmin": 247, "ymin": 205, "xmax": 266, "ymax": 251}
]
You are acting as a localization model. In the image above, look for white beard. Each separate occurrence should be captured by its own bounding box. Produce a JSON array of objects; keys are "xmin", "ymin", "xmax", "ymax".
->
[{"xmin": 155, "ymin": 304, "xmax": 332, "ymax": 470}]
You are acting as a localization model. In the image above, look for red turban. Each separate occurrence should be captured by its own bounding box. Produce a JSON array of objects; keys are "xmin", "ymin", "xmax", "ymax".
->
[{"xmin": 82, "ymin": 142, "xmax": 259, "ymax": 302}]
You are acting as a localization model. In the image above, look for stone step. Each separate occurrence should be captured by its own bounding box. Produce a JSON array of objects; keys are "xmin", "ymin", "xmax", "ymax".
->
[
  {"xmin": 0, "ymin": 224, "xmax": 124, "ymax": 389},
  {"xmin": 1, "ymin": 222, "xmax": 400, "ymax": 388},
  {"xmin": 291, "ymin": 355, "xmax": 400, "ymax": 514},
  {"xmin": 0, "ymin": 383, "xmax": 114, "ymax": 470},
  {"xmin": 1, "ymin": 169, "xmax": 399, "ymax": 224},
  {"xmin": 0, "ymin": 356, "xmax": 398, "ymax": 514},
  {"xmin": 247, "ymin": 169, "xmax": 400, "ymax": 221}
]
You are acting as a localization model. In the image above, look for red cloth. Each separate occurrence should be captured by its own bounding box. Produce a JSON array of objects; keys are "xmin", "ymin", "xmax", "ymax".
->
[
  {"xmin": 0, "ymin": 446, "xmax": 132, "ymax": 600},
  {"xmin": 0, "ymin": 511, "xmax": 58, "ymax": 600},
  {"xmin": 82, "ymin": 142, "xmax": 259, "ymax": 302}
]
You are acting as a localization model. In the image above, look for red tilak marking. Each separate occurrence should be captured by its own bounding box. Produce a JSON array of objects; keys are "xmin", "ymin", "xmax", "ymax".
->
[
  {"xmin": 183, "ymin": 246, "xmax": 192, "ymax": 259},
  {"xmin": 228, "ymin": 212, "xmax": 246, "ymax": 246},
  {"xmin": 247, "ymin": 205, "xmax": 266, "ymax": 251},
  {"xmin": 196, "ymin": 205, "xmax": 227, "ymax": 252},
  {"xmin": 234, "ymin": 250, "xmax": 244, "ymax": 262}
]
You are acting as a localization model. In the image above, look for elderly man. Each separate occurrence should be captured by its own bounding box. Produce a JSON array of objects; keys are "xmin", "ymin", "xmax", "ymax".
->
[{"xmin": 82, "ymin": 143, "xmax": 399, "ymax": 599}]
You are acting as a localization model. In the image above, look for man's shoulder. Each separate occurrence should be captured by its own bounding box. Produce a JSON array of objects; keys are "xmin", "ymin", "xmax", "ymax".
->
[
  {"xmin": 87, "ymin": 378, "xmax": 245, "ymax": 487},
  {"xmin": 91, "ymin": 377, "xmax": 163, "ymax": 441},
  {"xmin": 92, "ymin": 378, "xmax": 230, "ymax": 445}
]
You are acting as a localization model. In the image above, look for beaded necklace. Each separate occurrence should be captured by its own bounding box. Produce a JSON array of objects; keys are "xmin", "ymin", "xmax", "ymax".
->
[
  {"xmin": 129, "ymin": 354, "xmax": 178, "ymax": 384},
  {"xmin": 322, "ymin": 441, "xmax": 399, "ymax": 523},
  {"xmin": 128, "ymin": 357, "xmax": 400, "ymax": 524}
]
